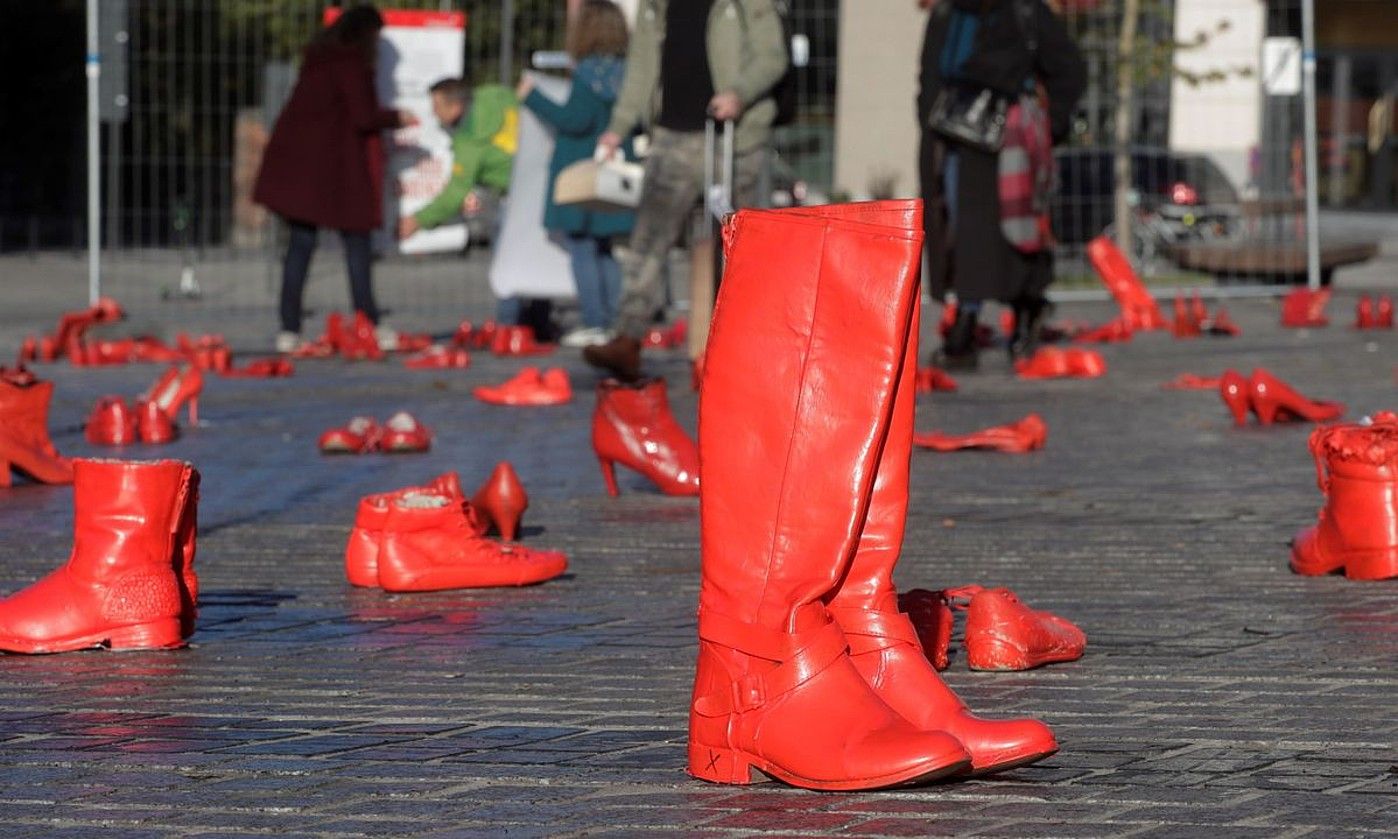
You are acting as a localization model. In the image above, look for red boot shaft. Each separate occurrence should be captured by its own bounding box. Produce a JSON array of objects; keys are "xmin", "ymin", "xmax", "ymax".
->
[
  {"xmin": 592, "ymin": 378, "xmax": 699, "ymax": 497},
  {"xmin": 1292, "ymin": 419, "xmax": 1398, "ymax": 580},
  {"xmin": 0, "ymin": 459, "xmax": 195, "ymax": 652}
]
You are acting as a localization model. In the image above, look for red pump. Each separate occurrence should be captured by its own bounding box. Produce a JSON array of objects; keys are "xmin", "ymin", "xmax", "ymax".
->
[
  {"xmin": 142, "ymin": 365, "xmax": 204, "ymax": 426},
  {"xmin": 1218, "ymin": 368, "xmax": 1344, "ymax": 426},
  {"xmin": 1291, "ymin": 413, "xmax": 1398, "ymax": 580},
  {"xmin": 472, "ymin": 462, "xmax": 528, "ymax": 542},
  {"xmin": 592, "ymin": 378, "xmax": 699, "ymax": 497}
]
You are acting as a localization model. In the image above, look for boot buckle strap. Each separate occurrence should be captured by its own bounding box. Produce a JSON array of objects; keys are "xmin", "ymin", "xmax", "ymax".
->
[
  {"xmin": 693, "ymin": 620, "xmax": 848, "ymax": 717},
  {"xmin": 731, "ymin": 673, "xmax": 765, "ymax": 712}
]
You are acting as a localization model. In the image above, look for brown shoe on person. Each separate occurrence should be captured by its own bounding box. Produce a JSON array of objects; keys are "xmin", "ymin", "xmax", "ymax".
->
[{"xmin": 582, "ymin": 335, "xmax": 642, "ymax": 382}]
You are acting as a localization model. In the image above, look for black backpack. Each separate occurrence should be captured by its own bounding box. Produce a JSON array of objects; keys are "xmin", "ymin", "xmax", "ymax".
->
[{"xmin": 736, "ymin": 0, "xmax": 798, "ymax": 126}]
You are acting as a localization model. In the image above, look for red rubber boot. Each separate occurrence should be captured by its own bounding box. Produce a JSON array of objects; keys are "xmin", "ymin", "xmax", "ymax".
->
[
  {"xmin": 592, "ymin": 378, "xmax": 699, "ymax": 497},
  {"xmin": 689, "ymin": 204, "xmax": 971, "ymax": 791},
  {"xmin": 0, "ymin": 374, "xmax": 73, "ymax": 485},
  {"xmin": 0, "ymin": 459, "xmax": 196, "ymax": 653},
  {"xmin": 1292, "ymin": 415, "xmax": 1398, "ymax": 580}
]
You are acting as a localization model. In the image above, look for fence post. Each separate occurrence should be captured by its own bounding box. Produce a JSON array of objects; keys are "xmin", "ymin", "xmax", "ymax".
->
[
  {"xmin": 86, "ymin": 0, "xmax": 102, "ymax": 305},
  {"xmin": 1301, "ymin": 0, "xmax": 1322, "ymax": 290},
  {"xmin": 499, "ymin": 0, "xmax": 515, "ymax": 84}
]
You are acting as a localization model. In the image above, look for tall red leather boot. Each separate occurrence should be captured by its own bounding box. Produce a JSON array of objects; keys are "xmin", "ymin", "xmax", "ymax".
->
[
  {"xmin": 472, "ymin": 462, "xmax": 528, "ymax": 541},
  {"xmin": 690, "ymin": 204, "xmax": 971, "ymax": 791},
  {"xmin": 1291, "ymin": 415, "xmax": 1398, "ymax": 580},
  {"xmin": 0, "ymin": 459, "xmax": 196, "ymax": 652},
  {"xmin": 592, "ymin": 379, "xmax": 699, "ymax": 497},
  {"xmin": 0, "ymin": 373, "xmax": 73, "ymax": 486}
]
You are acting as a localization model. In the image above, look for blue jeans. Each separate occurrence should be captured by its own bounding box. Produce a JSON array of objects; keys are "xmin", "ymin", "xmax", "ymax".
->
[{"xmin": 562, "ymin": 233, "xmax": 621, "ymax": 329}]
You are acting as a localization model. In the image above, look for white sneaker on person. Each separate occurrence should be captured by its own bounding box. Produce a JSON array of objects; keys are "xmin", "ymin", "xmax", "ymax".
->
[
  {"xmin": 275, "ymin": 331, "xmax": 302, "ymax": 354},
  {"xmin": 560, "ymin": 327, "xmax": 611, "ymax": 348},
  {"xmin": 374, "ymin": 324, "xmax": 400, "ymax": 351}
]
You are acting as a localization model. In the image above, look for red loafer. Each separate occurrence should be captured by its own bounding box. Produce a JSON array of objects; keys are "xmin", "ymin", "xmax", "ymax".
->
[{"xmin": 380, "ymin": 411, "xmax": 432, "ymax": 454}]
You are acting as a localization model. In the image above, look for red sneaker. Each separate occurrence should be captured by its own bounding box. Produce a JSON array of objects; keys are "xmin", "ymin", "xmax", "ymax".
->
[{"xmin": 473, "ymin": 367, "xmax": 572, "ymax": 406}]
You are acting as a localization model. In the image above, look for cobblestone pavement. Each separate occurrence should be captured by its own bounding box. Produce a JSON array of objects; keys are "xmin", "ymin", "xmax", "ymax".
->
[{"xmin": 0, "ymin": 296, "xmax": 1394, "ymax": 838}]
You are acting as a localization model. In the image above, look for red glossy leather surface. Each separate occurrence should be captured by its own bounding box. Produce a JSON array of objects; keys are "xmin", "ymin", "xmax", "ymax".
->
[
  {"xmin": 1015, "ymin": 347, "xmax": 1106, "ymax": 379},
  {"xmin": 0, "ymin": 459, "xmax": 195, "ymax": 653},
  {"xmin": 913, "ymin": 413, "xmax": 1048, "ymax": 453},
  {"xmin": 344, "ymin": 472, "xmax": 476, "ymax": 587},
  {"xmin": 592, "ymin": 378, "xmax": 699, "ymax": 497},
  {"xmin": 85, "ymin": 397, "xmax": 140, "ymax": 447},
  {"xmin": 379, "ymin": 412, "xmax": 432, "ymax": 453},
  {"xmin": 1292, "ymin": 415, "xmax": 1398, "ymax": 580},
  {"xmin": 1249, "ymin": 368, "xmax": 1345, "ymax": 425},
  {"xmin": 142, "ymin": 365, "xmax": 203, "ymax": 425},
  {"xmin": 473, "ymin": 368, "xmax": 572, "ymax": 406},
  {"xmin": 0, "ymin": 376, "xmax": 72, "ymax": 486},
  {"xmin": 377, "ymin": 492, "xmax": 566, "ymax": 591},
  {"xmin": 1218, "ymin": 369, "xmax": 1252, "ymax": 426},
  {"xmin": 136, "ymin": 399, "xmax": 177, "ymax": 445},
  {"xmin": 319, "ymin": 416, "xmax": 381, "ymax": 454},
  {"xmin": 472, "ymin": 462, "xmax": 528, "ymax": 542},
  {"xmin": 1086, "ymin": 236, "xmax": 1167, "ymax": 330},
  {"xmin": 691, "ymin": 202, "xmax": 974, "ymax": 790},
  {"xmin": 1281, "ymin": 287, "xmax": 1330, "ymax": 328},
  {"xmin": 341, "ymin": 311, "xmax": 385, "ymax": 361}
]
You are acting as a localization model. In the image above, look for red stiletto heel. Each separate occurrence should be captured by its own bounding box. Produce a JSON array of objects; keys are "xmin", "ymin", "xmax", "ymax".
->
[
  {"xmin": 598, "ymin": 457, "xmax": 620, "ymax": 497},
  {"xmin": 472, "ymin": 462, "xmax": 528, "ymax": 541}
]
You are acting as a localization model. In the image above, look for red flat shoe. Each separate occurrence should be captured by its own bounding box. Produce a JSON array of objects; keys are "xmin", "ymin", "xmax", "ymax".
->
[
  {"xmin": 85, "ymin": 397, "xmax": 140, "ymax": 447},
  {"xmin": 1281, "ymin": 287, "xmax": 1330, "ymax": 328},
  {"xmin": 1377, "ymin": 295, "xmax": 1395, "ymax": 328},
  {"xmin": 915, "ymin": 366, "xmax": 958, "ymax": 393},
  {"xmin": 1249, "ymin": 368, "xmax": 1344, "ymax": 425},
  {"xmin": 136, "ymin": 399, "xmax": 177, "ymax": 445},
  {"xmin": 913, "ymin": 413, "xmax": 1047, "ymax": 453},
  {"xmin": 1218, "ymin": 369, "xmax": 1252, "ymax": 426},
  {"xmin": 1071, "ymin": 318, "xmax": 1133, "ymax": 344},
  {"xmin": 1163, "ymin": 373, "xmax": 1222, "ymax": 390},
  {"xmin": 1206, "ymin": 307, "xmax": 1241, "ymax": 336},
  {"xmin": 403, "ymin": 345, "xmax": 471, "ymax": 370},
  {"xmin": 473, "ymin": 367, "xmax": 572, "ymax": 406},
  {"xmin": 221, "ymin": 358, "xmax": 294, "ymax": 378},
  {"xmin": 376, "ymin": 490, "xmax": 567, "ymax": 591},
  {"xmin": 1015, "ymin": 347, "xmax": 1106, "ymax": 379},
  {"xmin": 491, "ymin": 325, "xmax": 554, "ymax": 356},
  {"xmin": 141, "ymin": 364, "xmax": 203, "ymax": 426},
  {"xmin": 1292, "ymin": 413, "xmax": 1398, "ymax": 580},
  {"xmin": 472, "ymin": 461, "xmax": 528, "ymax": 541},
  {"xmin": 319, "ymin": 416, "xmax": 381, "ymax": 454},
  {"xmin": 948, "ymin": 586, "xmax": 1086, "ymax": 671},
  {"xmin": 380, "ymin": 411, "xmax": 432, "ymax": 454},
  {"xmin": 344, "ymin": 472, "xmax": 478, "ymax": 587},
  {"xmin": 592, "ymin": 378, "xmax": 699, "ymax": 496}
]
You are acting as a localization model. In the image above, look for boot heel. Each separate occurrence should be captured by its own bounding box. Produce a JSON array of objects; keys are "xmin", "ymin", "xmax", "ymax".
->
[
  {"xmin": 598, "ymin": 457, "xmax": 620, "ymax": 497},
  {"xmin": 107, "ymin": 618, "xmax": 184, "ymax": 650},
  {"xmin": 1346, "ymin": 546, "xmax": 1398, "ymax": 581},
  {"xmin": 687, "ymin": 740, "xmax": 762, "ymax": 785}
]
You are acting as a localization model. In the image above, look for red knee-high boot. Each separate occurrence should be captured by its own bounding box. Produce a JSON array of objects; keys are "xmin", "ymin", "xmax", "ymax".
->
[{"xmin": 689, "ymin": 205, "xmax": 971, "ymax": 791}]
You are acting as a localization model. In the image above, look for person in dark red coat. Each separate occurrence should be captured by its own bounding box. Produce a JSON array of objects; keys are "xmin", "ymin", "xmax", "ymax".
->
[{"xmin": 253, "ymin": 4, "xmax": 417, "ymax": 353}]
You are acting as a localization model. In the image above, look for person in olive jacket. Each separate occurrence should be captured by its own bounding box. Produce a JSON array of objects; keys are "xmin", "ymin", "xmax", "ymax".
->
[
  {"xmin": 254, "ymin": 5, "xmax": 417, "ymax": 354},
  {"xmin": 518, "ymin": 0, "xmax": 635, "ymax": 348}
]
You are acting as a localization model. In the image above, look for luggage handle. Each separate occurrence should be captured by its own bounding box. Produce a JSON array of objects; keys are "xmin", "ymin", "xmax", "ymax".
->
[{"xmin": 704, "ymin": 118, "xmax": 736, "ymax": 223}]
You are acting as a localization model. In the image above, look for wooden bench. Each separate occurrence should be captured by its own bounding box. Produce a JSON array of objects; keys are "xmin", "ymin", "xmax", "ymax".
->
[{"xmin": 1169, "ymin": 239, "xmax": 1378, "ymax": 285}]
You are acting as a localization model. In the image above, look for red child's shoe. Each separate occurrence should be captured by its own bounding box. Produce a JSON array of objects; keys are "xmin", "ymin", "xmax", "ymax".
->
[
  {"xmin": 473, "ymin": 367, "xmax": 572, "ymax": 406},
  {"xmin": 913, "ymin": 414, "xmax": 1047, "ymax": 453},
  {"xmin": 319, "ymin": 416, "xmax": 381, "ymax": 454},
  {"xmin": 948, "ymin": 586, "xmax": 1086, "ymax": 671},
  {"xmin": 379, "ymin": 411, "xmax": 432, "ymax": 453}
]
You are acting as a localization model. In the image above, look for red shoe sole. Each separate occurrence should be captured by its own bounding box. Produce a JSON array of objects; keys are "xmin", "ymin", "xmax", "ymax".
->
[
  {"xmin": 688, "ymin": 744, "xmax": 971, "ymax": 791},
  {"xmin": 0, "ymin": 617, "xmax": 185, "ymax": 654}
]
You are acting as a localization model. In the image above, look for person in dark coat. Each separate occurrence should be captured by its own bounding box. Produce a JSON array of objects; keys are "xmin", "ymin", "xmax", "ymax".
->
[
  {"xmin": 918, "ymin": 0, "xmax": 1085, "ymax": 369},
  {"xmin": 253, "ymin": 4, "xmax": 417, "ymax": 354},
  {"xmin": 517, "ymin": 0, "xmax": 635, "ymax": 348}
]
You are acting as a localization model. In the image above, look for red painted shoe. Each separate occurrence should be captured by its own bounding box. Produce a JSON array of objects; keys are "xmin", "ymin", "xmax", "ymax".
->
[
  {"xmin": 913, "ymin": 414, "xmax": 1047, "ymax": 453},
  {"xmin": 376, "ymin": 491, "xmax": 567, "ymax": 591},
  {"xmin": 1218, "ymin": 369, "xmax": 1252, "ymax": 426},
  {"xmin": 592, "ymin": 378, "xmax": 699, "ymax": 497},
  {"xmin": 141, "ymin": 365, "xmax": 203, "ymax": 426},
  {"xmin": 0, "ymin": 459, "xmax": 196, "ymax": 653},
  {"xmin": 491, "ymin": 325, "xmax": 554, "ymax": 356},
  {"xmin": 1206, "ymin": 307, "xmax": 1241, "ymax": 336},
  {"xmin": 341, "ymin": 311, "xmax": 385, "ymax": 361},
  {"xmin": 1291, "ymin": 414, "xmax": 1398, "ymax": 580},
  {"xmin": 1172, "ymin": 293, "xmax": 1201, "ymax": 338},
  {"xmin": 1015, "ymin": 347, "xmax": 1106, "ymax": 379},
  {"xmin": 136, "ymin": 400, "xmax": 177, "ymax": 445},
  {"xmin": 472, "ymin": 461, "xmax": 528, "ymax": 541},
  {"xmin": 915, "ymin": 366, "xmax": 959, "ymax": 393},
  {"xmin": 946, "ymin": 586, "xmax": 1087, "ymax": 671},
  {"xmin": 403, "ymin": 345, "xmax": 471, "ymax": 370},
  {"xmin": 344, "ymin": 472, "xmax": 476, "ymax": 587},
  {"xmin": 380, "ymin": 411, "xmax": 432, "ymax": 454},
  {"xmin": 1086, "ymin": 236, "xmax": 1167, "ymax": 330},
  {"xmin": 1376, "ymin": 295, "xmax": 1394, "ymax": 328},
  {"xmin": 85, "ymin": 397, "xmax": 140, "ymax": 447},
  {"xmin": 0, "ymin": 375, "xmax": 73, "ymax": 485},
  {"xmin": 1355, "ymin": 294, "xmax": 1376, "ymax": 329},
  {"xmin": 473, "ymin": 367, "xmax": 572, "ymax": 406},
  {"xmin": 1071, "ymin": 318, "xmax": 1133, "ymax": 344},
  {"xmin": 318, "ymin": 416, "xmax": 381, "ymax": 454},
  {"xmin": 1163, "ymin": 373, "xmax": 1221, "ymax": 390},
  {"xmin": 1281, "ymin": 287, "xmax": 1330, "ymax": 328},
  {"xmin": 221, "ymin": 358, "xmax": 294, "ymax": 378},
  {"xmin": 1249, "ymin": 368, "xmax": 1345, "ymax": 425}
]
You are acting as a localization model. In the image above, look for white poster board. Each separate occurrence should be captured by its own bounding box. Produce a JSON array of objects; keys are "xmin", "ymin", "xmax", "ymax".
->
[
  {"xmin": 327, "ymin": 8, "xmax": 468, "ymax": 255},
  {"xmin": 489, "ymin": 72, "xmax": 576, "ymax": 300}
]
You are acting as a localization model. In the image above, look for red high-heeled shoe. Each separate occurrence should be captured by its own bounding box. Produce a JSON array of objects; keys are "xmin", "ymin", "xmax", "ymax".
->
[
  {"xmin": 319, "ymin": 416, "xmax": 381, "ymax": 454},
  {"xmin": 85, "ymin": 397, "xmax": 140, "ymax": 446},
  {"xmin": 1377, "ymin": 295, "xmax": 1395, "ymax": 328},
  {"xmin": 472, "ymin": 462, "xmax": 528, "ymax": 541},
  {"xmin": 915, "ymin": 366, "xmax": 958, "ymax": 393},
  {"xmin": 1249, "ymin": 368, "xmax": 1345, "ymax": 425},
  {"xmin": 380, "ymin": 411, "xmax": 432, "ymax": 453},
  {"xmin": 912, "ymin": 414, "xmax": 1047, "ymax": 453},
  {"xmin": 473, "ymin": 367, "xmax": 571, "ymax": 406},
  {"xmin": 1172, "ymin": 293, "xmax": 1201, "ymax": 338},
  {"xmin": 1206, "ymin": 307, "xmax": 1241, "ymax": 336},
  {"xmin": 142, "ymin": 365, "xmax": 203, "ymax": 425},
  {"xmin": 1015, "ymin": 347, "xmax": 1106, "ymax": 379},
  {"xmin": 1218, "ymin": 369, "xmax": 1252, "ymax": 426},
  {"xmin": 136, "ymin": 399, "xmax": 177, "ymax": 445},
  {"xmin": 1355, "ymin": 294, "xmax": 1376, "ymax": 329},
  {"xmin": 592, "ymin": 378, "xmax": 699, "ymax": 497}
]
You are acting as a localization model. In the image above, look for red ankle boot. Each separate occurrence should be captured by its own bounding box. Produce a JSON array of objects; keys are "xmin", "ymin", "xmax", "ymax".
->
[
  {"xmin": 1291, "ymin": 414, "xmax": 1398, "ymax": 580},
  {"xmin": 592, "ymin": 378, "xmax": 699, "ymax": 497},
  {"xmin": 0, "ymin": 373, "xmax": 73, "ymax": 485},
  {"xmin": 691, "ymin": 204, "xmax": 972, "ymax": 790},
  {"xmin": 344, "ymin": 472, "xmax": 478, "ymax": 587},
  {"xmin": 913, "ymin": 413, "xmax": 1047, "ymax": 453},
  {"xmin": 0, "ymin": 459, "xmax": 197, "ymax": 652},
  {"xmin": 472, "ymin": 462, "xmax": 528, "ymax": 541},
  {"xmin": 1249, "ymin": 368, "xmax": 1344, "ymax": 425},
  {"xmin": 376, "ymin": 491, "xmax": 566, "ymax": 591}
]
